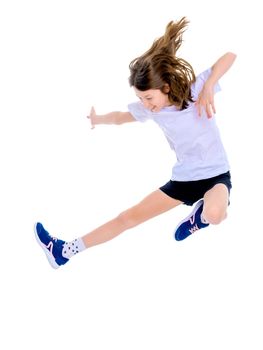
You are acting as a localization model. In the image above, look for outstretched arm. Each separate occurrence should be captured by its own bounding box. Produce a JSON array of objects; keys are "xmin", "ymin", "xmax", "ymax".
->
[
  {"xmin": 196, "ymin": 52, "xmax": 237, "ymax": 118},
  {"xmin": 88, "ymin": 107, "xmax": 136, "ymax": 129}
]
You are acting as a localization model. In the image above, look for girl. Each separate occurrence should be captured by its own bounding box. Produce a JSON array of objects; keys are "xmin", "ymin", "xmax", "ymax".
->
[{"xmin": 35, "ymin": 17, "xmax": 236, "ymax": 269}]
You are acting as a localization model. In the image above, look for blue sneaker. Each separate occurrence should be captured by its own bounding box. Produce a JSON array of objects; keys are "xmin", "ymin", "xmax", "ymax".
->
[
  {"xmin": 174, "ymin": 200, "xmax": 209, "ymax": 241},
  {"xmin": 34, "ymin": 222, "xmax": 69, "ymax": 269}
]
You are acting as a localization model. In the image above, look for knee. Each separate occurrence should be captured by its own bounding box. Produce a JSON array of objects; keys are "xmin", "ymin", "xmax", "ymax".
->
[
  {"xmin": 202, "ymin": 206, "xmax": 227, "ymax": 225},
  {"xmin": 117, "ymin": 209, "xmax": 140, "ymax": 230}
]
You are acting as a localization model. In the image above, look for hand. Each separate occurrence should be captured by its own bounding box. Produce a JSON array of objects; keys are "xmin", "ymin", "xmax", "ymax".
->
[
  {"xmin": 87, "ymin": 106, "xmax": 96, "ymax": 129},
  {"xmin": 195, "ymin": 82, "xmax": 216, "ymax": 118}
]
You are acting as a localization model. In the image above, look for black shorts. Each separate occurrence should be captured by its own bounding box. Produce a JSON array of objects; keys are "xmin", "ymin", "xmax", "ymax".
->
[{"xmin": 159, "ymin": 171, "xmax": 232, "ymax": 206}]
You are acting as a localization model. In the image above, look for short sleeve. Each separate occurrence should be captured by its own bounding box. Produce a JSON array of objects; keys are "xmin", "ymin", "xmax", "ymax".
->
[
  {"xmin": 127, "ymin": 101, "xmax": 152, "ymax": 122},
  {"xmin": 191, "ymin": 68, "xmax": 221, "ymax": 101}
]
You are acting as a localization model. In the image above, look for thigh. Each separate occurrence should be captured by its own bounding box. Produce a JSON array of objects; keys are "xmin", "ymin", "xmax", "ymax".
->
[
  {"xmin": 122, "ymin": 189, "xmax": 182, "ymax": 226},
  {"xmin": 160, "ymin": 180, "xmax": 201, "ymax": 206}
]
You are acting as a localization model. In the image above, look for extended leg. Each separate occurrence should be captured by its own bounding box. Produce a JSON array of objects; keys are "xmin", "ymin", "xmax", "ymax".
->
[
  {"xmin": 35, "ymin": 190, "xmax": 182, "ymax": 268},
  {"xmin": 83, "ymin": 190, "xmax": 182, "ymax": 248}
]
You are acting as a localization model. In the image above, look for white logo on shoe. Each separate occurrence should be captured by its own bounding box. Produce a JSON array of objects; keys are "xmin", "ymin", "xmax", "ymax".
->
[
  {"xmin": 189, "ymin": 224, "xmax": 199, "ymax": 234},
  {"xmin": 46, "ymin": 241, "xmax": 53, "ymax": 254},
  {"xmin": 190, "ymin": 215, "xmax": 195, "ymax": 225}
]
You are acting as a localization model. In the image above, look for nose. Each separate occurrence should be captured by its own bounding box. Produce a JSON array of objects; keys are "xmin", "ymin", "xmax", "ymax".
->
[{"xmin": 142, "ymin": 100, "xmax": 151, "ymax": 110}]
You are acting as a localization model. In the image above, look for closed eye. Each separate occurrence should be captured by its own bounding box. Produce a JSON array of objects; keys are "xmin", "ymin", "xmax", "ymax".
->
[{"xmin": 137, "ymin": 95, "xmax": 152, "ymax": 101}]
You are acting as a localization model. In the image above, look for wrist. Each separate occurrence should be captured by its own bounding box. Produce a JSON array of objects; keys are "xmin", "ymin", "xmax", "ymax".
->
[
  {"xmin": 204, "ymin": 77, "xmax": 216, "ymax": 90},
  {"xmin": 205, "ymin": 74, "xmax": 218, "ymax": 88}
]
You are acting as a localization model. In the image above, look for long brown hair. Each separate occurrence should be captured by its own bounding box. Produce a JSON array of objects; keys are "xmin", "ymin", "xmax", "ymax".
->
[{"xmin": 129, "ymin": 17, "xmax": 196, "ymax": 110}]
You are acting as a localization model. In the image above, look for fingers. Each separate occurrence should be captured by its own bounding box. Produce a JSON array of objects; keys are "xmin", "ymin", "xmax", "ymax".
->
[
  {"xmin": 205, "ymin": 103, "xmax": 212, "ymax": 119},
  {"xmin": 207, "ymin": 100, "xmax": 216, "ymax": 119},
  {"xmin": 195, "ymin": 99, "xmax": 216, "ymax": 119},
  {"xmin": 195, "ymin": 99, "xmax": 203, "ymax": 117},
  {"xmin": 90, "ymin": 106, "xmax": 95, "ymax": 116},
  {"xmin": 87, "ymin": 106, "xmax": 95, "ymax": 118},
  {"xmin": 212, "ymin": 100, "xmax": 216, "ymax": 114},
  {"xmin": 87, "ymin": 106, "xmax": 96, "ymax": 129},
  {"xmin": 196, "ymin": 83, "xmax": 217, "ymax": 119}
]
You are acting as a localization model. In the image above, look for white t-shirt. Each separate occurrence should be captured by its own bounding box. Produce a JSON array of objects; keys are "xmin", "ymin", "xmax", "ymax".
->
[{"xmin": 127, "ymin": 68, "xmax": 230, "ymax": 181}]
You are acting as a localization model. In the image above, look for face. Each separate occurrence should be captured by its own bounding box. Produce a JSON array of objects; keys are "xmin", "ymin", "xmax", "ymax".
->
[{"xmin": 134, "ymin": 87, "xmax": 171, "ymax": 113}]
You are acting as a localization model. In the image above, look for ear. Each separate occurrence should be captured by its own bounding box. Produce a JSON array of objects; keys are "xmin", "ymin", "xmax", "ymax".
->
[{"xmin": 162, "ymin": 83, "xmax": 170, "ymax": 94}]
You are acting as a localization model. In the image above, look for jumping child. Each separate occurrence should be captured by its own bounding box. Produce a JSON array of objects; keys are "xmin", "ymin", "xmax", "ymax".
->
[{"xmin": 35, "ymin": 17, "xmax": 236, "ymax": 268}]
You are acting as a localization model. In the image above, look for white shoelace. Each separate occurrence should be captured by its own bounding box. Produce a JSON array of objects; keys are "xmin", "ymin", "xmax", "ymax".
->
[{"xmin": 189, "ymin": 224, "xmax": 200, "ymax": 235}]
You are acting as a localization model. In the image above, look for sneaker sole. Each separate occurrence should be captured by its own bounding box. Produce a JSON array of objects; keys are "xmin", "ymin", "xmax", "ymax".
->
[
  {"xmin": 34, "ymin": 223, "xmax": 60, "ymax": 269},
  {"xmin": 174, "ymin": 200, "xmax": 204, "ymax": 240}
]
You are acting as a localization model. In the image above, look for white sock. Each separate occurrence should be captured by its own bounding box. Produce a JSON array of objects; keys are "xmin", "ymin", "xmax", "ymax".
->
[{"xmin": 62, "ymin": 238, "xmax": 86, "ymax": 259}]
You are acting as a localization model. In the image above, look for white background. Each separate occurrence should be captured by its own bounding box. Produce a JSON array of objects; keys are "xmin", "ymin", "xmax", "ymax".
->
[{"xmin": 1, "ymin": 1, "xmax": 262, "ymax": 349}]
